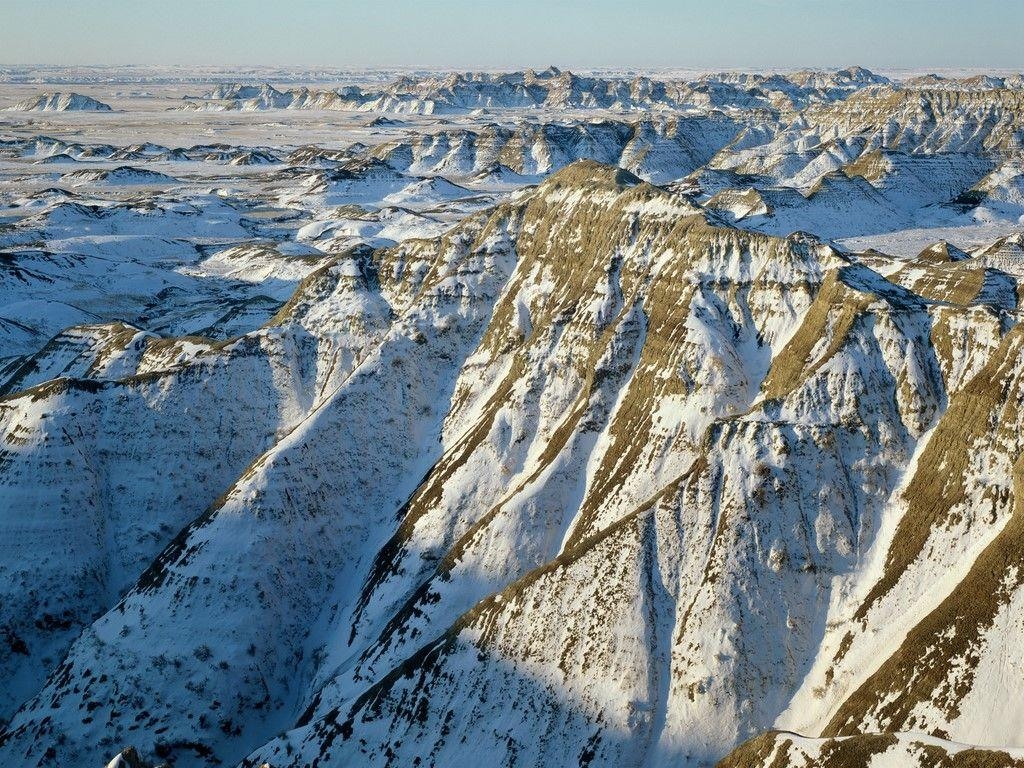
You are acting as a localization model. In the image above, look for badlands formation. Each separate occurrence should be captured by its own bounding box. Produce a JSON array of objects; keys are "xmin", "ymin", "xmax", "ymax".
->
[{"xmin": 0, "ymin": 66, "xmax": 1023, "ymax": 767}]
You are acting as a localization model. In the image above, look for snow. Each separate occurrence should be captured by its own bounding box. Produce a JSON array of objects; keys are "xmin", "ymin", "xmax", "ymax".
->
[
  {"xmin": 4, "ymin": 92, "xmax": 112, "ymax": 112},
  {"xmin": 0, "ymin": 68, "xmax": 1023, "ymax": 768}
]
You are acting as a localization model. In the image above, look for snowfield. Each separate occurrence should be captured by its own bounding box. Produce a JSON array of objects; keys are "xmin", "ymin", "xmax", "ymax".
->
[{"xmin": 1, "ymin": 67, "xmax": 1024, "ymax": 768}]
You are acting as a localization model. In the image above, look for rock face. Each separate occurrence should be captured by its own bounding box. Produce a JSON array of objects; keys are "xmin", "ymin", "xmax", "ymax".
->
[
  {"xmin": 0, "ymin": 155, "xmax": 1023, "ymax": 767},
  {"xmin": 718, "ymin": 731, "xmax": 1024, "ymax": 768},
  {"xmin": 5, "ymin": 92, "xmax": 112, "ymax": 111}
]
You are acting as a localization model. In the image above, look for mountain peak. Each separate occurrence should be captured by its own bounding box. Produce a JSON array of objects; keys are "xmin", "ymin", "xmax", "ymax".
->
[{"xmin": 541, "ymin": 159, "xmax": 643, "ymax": 190}]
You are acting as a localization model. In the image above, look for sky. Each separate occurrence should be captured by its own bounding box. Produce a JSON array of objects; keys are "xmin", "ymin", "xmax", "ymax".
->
[{"xmin": 1, "ymin": 0, "xmax": 1022, "ymax": 71}]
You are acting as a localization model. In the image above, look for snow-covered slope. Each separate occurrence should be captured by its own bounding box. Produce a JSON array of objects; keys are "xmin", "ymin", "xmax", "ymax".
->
[
  {"xmin": 369, "ymin": 115, "xmax": 741, "ymax": 183},
  {"xmin": 2, "ymin": 67, "xmax": 1024, "ymax": 768},
  {"xmin": 719, "ymin": 731, "xmax": 1024, "ymax": 767},
  {"xmin": 60, "ymin": 166, "xmax": 179, "ymax": 186},
  {"xmin": 5, "ymin": 92, "xmax": 112, "ymax": 111},
  {"xmin": 0, "ymin": 155, "xmax": 1020, "ymax": 768}
]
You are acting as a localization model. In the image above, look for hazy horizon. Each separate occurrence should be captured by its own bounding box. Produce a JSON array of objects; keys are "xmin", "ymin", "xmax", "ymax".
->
[{"xmin": 2, "ymin": 0, "xmax": 1022, "ymax": 71}]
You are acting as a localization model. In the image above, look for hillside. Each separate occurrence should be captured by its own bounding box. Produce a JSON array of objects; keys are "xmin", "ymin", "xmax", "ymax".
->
[{"xmin": 0, "ymin": 65, "xmax": 1023, "ymax": 768}]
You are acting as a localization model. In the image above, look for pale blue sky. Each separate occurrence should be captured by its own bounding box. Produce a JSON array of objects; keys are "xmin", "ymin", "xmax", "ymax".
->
[{"xmin": 1, "ymin": 0, "xmax": 1021, "ymax": 70}]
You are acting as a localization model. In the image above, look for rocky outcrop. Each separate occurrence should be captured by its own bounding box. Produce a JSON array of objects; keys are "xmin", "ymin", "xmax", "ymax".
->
[{"xmin": 5, "ymin": 92, "xmax": 112, "ymax": 112}]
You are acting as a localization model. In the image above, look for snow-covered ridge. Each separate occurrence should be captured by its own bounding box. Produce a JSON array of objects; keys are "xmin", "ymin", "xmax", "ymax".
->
[
  {"xmin": 4, "ymin": 91, "xmax": 112, "ymax": 112},
  {"xmin": 1, "ymin": 154, "xmax": 1023, "ymax": 767},
  {"xmin": 1, "ymin": 61, "xmax": 1024, "ymax": 768},
  {"xmin": 174, "ymin": 66, "xmax": 892, "ymax": 114}
]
